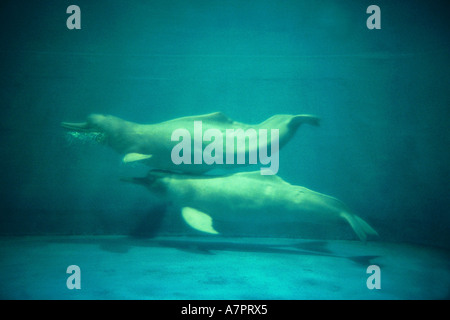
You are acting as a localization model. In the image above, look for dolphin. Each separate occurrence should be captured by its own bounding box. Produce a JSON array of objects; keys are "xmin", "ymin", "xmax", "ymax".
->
[
  {"xmin": 122, "ymin": 170, "xmax": 378, "ymax": 242},
  {"xmin": 61, "ymin": 112, "xmax": 319, "ymax": 173}
]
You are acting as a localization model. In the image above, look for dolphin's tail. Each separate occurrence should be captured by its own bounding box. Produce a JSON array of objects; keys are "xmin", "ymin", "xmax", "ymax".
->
[
  {"xmin": 259, "ymin": 114, "xmax": 320, "ymax": 131},
  {"xmin": 340, "ymin": 212, "xmax": 379, "ymax": 242},
  {"xmin": 291, "ymin": 114, "xmax": 320, "ymax": 127}
]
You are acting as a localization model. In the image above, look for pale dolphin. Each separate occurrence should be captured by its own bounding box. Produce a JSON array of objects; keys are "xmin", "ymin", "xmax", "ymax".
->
[
  {"xmin": 122, "ymin": 170, "xmax": 378, "ymax": 242},
  {"xmin": 61, "ymin": 112, "xmax": 319, "ymax": 173}
]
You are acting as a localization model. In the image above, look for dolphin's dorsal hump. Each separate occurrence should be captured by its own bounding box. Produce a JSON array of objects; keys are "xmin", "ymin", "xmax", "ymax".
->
[
  {"xmin": 169, "ymin": 112, "xmax": 234, "ymax": 125},
  {"xmin": 233, "ymin": 171, "xmax": 291, "ymax": 185}
]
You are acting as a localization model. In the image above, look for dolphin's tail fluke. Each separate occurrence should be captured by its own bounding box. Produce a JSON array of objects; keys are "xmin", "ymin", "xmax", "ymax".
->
[
  {"xmin": 260, "ymin": 114, "xmax": 320, "ymax": 131},
  {"xmin": 340, "ymin": 212, "xmax": 379, "ymax": 242},
  {"xmin": 291, "ymin": 114, "xmax": 320, "ymax": 127}
]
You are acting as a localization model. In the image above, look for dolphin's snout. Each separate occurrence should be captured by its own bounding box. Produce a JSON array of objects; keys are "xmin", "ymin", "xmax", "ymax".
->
[
  {"xmin": 61, "ymin": 114, "xmax": 108, "ymax": 132},
  {"xmin": 61, "ymin": 121, "xmax": 91, "ymax": 132}
]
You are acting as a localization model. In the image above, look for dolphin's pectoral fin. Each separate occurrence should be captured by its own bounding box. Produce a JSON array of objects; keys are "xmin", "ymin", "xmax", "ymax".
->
[
  {"xmin": 181, "ymin": 207, "xmax": 219, "ymax": 235},
  {"xmin": 123, "ymin": 153, "xmax": 153, "ymax": 163}
]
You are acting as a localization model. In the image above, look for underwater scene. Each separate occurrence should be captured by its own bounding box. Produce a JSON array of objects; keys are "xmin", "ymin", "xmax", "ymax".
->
[{"xmin": 0, "ymin": 0, "xmax": 449, "ymax": 300}]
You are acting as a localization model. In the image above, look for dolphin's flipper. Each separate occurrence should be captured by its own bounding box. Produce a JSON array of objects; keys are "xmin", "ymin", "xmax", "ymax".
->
[
  {"xmin": 123, "ymin": 153, "xmax": 153, "ymax": 163},
  {"xmin": 181, "ymin": 207, "xmax": 219, "ymax": 235}
]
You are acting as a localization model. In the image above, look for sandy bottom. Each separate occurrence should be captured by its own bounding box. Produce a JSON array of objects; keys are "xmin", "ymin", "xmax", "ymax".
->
[{"xmin": 0, "ymin": 235, "xmax": 448, "ymax": 299}]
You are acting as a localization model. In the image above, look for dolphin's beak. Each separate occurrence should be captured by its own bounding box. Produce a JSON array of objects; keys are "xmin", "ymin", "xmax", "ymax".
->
[{"xmin": 61, "ymin": 121, "xmax": 93, "ymax": 132}]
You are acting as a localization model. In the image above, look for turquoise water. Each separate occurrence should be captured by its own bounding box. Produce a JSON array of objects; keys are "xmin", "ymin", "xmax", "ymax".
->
[{"xmin": 0, "ymin": 0, "xmax": 448, "ymax": 299}]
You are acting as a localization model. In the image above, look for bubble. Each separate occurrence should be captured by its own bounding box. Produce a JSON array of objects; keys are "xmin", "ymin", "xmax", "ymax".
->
[{"xmin": 65, "ymin": 131, "xmax": 106, "ymax": 145}]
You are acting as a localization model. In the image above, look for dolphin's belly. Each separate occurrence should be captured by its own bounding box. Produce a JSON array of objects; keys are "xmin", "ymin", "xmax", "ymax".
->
[
  {"xmin": 170, "ymin": 179, "xmax": 303, "ymax": 222},
  {"xmin": 167, "ymin": 177, "xmax": 345, "ymax": 225}
]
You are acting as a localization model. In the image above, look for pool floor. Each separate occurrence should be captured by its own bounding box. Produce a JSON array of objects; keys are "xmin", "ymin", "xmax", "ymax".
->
[{"xmin": 0, "ymin": 236, "xmax": 448, "ymax": 299}]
